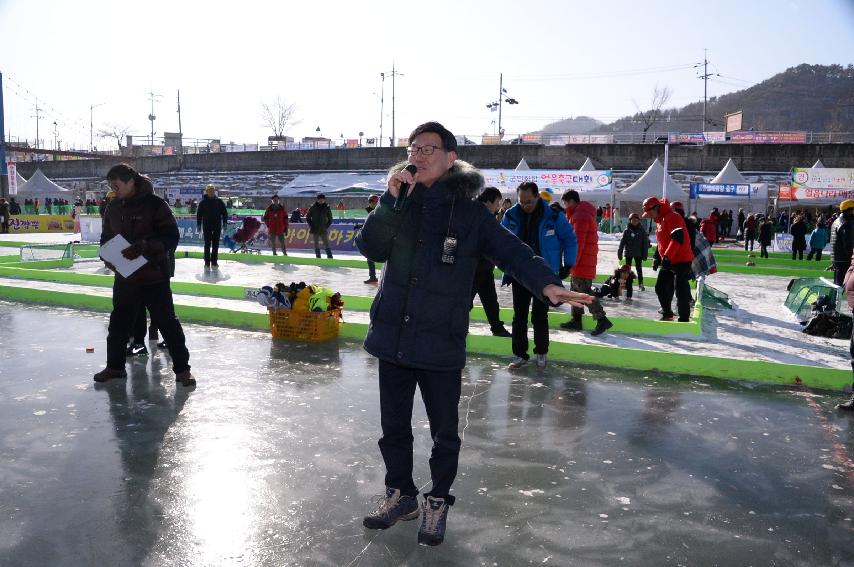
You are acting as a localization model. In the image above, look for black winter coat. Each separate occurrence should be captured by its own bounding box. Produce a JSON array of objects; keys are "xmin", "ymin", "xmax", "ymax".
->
[
  {"xmin": 356, "ymin": 160, "xmax": 560, "ymax": 371},
  {"xmin": 790, "ymin": 220, "xmax": 808, "ymax": 250},
  {"xmin": 196, "ymin": 194, "xmax": 228, "ymax": 229},
  {"xmin": 833, "ymin": 215, "xmax": 854, "ymax": 268},
  {"xmin": 100, "ymin": 184, "xmax": 179, "ymax": 285},
  {"xmin": 617, "ymin": 223, "xmax": 650, "ymax": 260},
  {"xmin": 307, "ymin": 202, "xmax": 333, "ymax": 234}
]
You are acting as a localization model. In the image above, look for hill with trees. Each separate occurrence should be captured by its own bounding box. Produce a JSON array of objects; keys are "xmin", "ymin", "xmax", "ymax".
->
[{"xmin": 538, "ymin": 64, "xmax": 854, "ymax": 135}]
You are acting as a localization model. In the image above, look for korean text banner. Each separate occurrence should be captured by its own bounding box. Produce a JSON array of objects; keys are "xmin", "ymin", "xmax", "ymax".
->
[
  {"xmin": 481, "ymin": 169, "xmax": 613, "ymax": 194},
  {"xmin": 689, "ymin": 183, "xmax": 751, "ymax": 198},
  {"xmin": 791, "ymin": 168, "xmax": 854, "ymax": 191}
]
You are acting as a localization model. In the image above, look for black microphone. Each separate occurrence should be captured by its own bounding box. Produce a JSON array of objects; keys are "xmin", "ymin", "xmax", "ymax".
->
[{"xmin": 394, "ymin": 164, "xmax": 418, "ymax": 213}]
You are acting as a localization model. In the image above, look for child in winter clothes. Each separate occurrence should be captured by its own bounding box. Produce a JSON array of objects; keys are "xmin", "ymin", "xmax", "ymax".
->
[
  {"xmin": 617, "ymin": 213, "xmax": 650, "ymax": 291},
  {"xmin": 596, "ymin": 264, "xmax": 636, "ymax": 300}
]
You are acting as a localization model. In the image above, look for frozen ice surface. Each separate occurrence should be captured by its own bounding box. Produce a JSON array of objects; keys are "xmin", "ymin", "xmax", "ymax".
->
[{"xmin": 1, "ymin": 302, "xmax": 854, "ymax": 566}]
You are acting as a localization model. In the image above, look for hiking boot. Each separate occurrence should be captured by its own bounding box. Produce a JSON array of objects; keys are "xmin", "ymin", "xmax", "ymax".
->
[
  {"xmin": 126, "ymin": 343, "xmax": 148, "ymax": 357},
  {"xmin": 93, "ymin": 367, "xmax": 127, "ymax": 383},
  {"xmin": 418, "ymin": 496, "xmax": 449, "ymax": 546},
  {"xmin": 536, "ymin": 354, "xmax": 548, "ymax": 369},
  {"xmin": 591, "ymin": 317, "xmax": 613, "ymax": 336},
  {"xmin": 363, "ymin": 487, "xmax": 420, "ymax": 530},
  {"xmin": 837, "ymin": 393, "xmax": 854, "ymax": 411},
  {"xmin": 490, "ymin": 324, "xmax": 511, "ymax": 337},
  {"xmin": 508, "ymin": 356, "xmax": 529, "ymax": 370},
  {"xmin": 560, "ymin": 316, "xmax": 583, "ymax": 331},
  {"xmin": 156, "ymin": 341, "xmax": 168, "ymax": 350},
  {"xmin": 175, "ymin": 371, "xmax": 196, "ymax": 387},
  {"xmin": 660, "ymin": 313, "xmax": 675, "ymax": 321},
  {"xmin": 364, "ymin": 277, "xmax": 379, "ymax": 284}
]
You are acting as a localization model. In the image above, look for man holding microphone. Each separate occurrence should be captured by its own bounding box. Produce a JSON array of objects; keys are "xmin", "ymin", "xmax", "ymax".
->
[{"xmin": 356, "ymin": 121, "xmax": 592, "ymax": 546}]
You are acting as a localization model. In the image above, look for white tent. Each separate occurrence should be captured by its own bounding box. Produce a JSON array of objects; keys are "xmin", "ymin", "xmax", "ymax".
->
[
  {"xmin": 691, "ymin": 159, "xmax": 767, "ymax": 216},
  {"xmin": 515, "ymin": 158, "xmax": 531, "ymax": 171},
  {"xmin": 579, "ymin": 157, "xmax": 596, "ymax": 171},
  {"xmin": 618, "ymin": 159, "xmax": 685, "ymax": 206},
  {"xmin": 16, "ymin": 171, "xmax": 27, "ymax": 186},
  {"xmin": 710, "ymin": 159, "xmax": 748, "ymax": 184},
  {"xmin": 811, "ymin": 159, "xmax": 825, "ymax": 168},
  {"xmin": 16, "ymin": 169, "xmax": 71, "ymax": 197}
]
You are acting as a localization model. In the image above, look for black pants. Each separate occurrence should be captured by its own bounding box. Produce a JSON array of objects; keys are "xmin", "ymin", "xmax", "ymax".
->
[
  {"xmin": 131, "ymin": 303, "xmax": 161, "ymax": 344},
  {"xmin": 655, "ymin": 263, "xmax": 693, "ymax": 321},
  {"xmin": 203, "ymin": 226, "xmax": 221, "ymax": 265},
  {"xmin": 807, "ymin": 248, "xmax": 823, "ymax": 261},
  {"xmin": 792, "ymin": 248, "xmax": 804, "ymax": 260},
  {"xmin": 760, "ymin": 244, "xmax": 769, "ymax": 258},
  {"xmin": 744, "ymin": 237, "xmax": 755, "ymax": 251},
  {"xmin": 511, "ymin": 281, "xmax": 549, "ymax": 359},
  {"xmin": 834, "ymin": 265, "xmax": 846, "ymax": 286},
  {"xmin": 471, "ymin": 268, "xmax": 503, "ymax": 329},
  {"xmin": 625, "ymin": 255, "xmax": 644, "ymax": 285},
  {"xmin": 367, "ymin": 260, "xmax": 377, "ymax": 279},
  {"xmin": 378, "ymin": 360, "xmax": 461, "ymax": 505},
  {"xmin": 107, "ymin": 280, "xmax": 190, "ymax": 374}
]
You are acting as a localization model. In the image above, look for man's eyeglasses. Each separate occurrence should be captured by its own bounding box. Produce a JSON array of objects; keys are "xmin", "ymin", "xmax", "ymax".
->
[{"xmin": 407, "ymin": 144, "xmax": 441, "ymax": 156}]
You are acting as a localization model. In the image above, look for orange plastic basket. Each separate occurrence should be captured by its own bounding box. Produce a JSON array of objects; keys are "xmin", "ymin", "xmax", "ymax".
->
[{"xmin": 268, "ymin": 307, "xmax": 342, "ymax": 342}]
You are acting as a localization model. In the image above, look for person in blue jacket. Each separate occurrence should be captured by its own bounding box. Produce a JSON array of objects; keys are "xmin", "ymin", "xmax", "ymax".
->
[
  {"xmin": 501, "ymin": 181, "xmax": 578, "ymax": 370},
  {"xmin": 355, "ymin": 122, "xmax": 592, "ymax": 546},
  {"xmin": 807, "ymin": 221, "xmax": 829, "ymax": 261}
]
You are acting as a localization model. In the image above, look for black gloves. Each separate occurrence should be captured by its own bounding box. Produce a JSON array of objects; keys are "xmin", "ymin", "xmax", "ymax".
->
[
  {"xmin": 661, "ymin": 257, "xmax": 672, "ymax": 270},
  {"xmin": 652, "ymin": 258, "xmax": 660, "ymax": 271},
  {"xmin": 559, "ymin": 265, "xmax": 571, "ymax": 280},
  {"xmin": 121, "ymin": 240, "xmax": 147, "ymax": 260}
]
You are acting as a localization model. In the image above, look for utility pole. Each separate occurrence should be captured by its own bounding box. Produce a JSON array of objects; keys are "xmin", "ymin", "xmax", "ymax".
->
[
  {"xmin": 696, "ymin": 49, "xmax": 718, "ymax": 132},
  {"xmin": 379, "ymin": 72, "xmax": 384, "ymax": 148},
  {"xmin": 498, "ymin": 73, "xmax": 504, "ymax": 137},
  {"xmin": 147, "ymin": 89, "xmax": 161, "ymax": 146},
  {"xmin": 387, "ymin": 64, "xmax": 403, "ymax": 147},
  {"xmin": 90, "ymin": 102, "xmax": 105, "ymax": 152},
  {"xmin": 32, "ymin": 97, "xmax": 44, "ymax": 149},
  {"xmin": 176, "ymin": 89, "xmax": 183, "ymax": 155}
]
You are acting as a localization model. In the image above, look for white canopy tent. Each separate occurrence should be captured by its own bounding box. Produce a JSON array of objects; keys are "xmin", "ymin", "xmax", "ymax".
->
[
  {"xmin": 710, "ymin": 159, "xmax": 748, "ymax": 184},
  {"xmin": 16, "ymin": 169, "xmax": 72, "ymax": 198},
  {"xmin": 515, "ymin": 158, "xmax": 531, "ymax": 171},
  {"xmin": 579, "ymin": 157, "xmax": 596, "ymax": 172},
  {"xmin": 617, "ymin": 159, "xmax": 686, "ymax": 215},
  {"xmin": 811, "ymin": 159, "xmax": 825, "ymax": 168},
  {"xmin": 691, "ymin": 159, "xmax": 767, "ymax": 216}
]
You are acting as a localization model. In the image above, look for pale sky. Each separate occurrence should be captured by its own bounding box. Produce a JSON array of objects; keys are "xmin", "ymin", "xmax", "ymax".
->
[{"xmin": 1, "ymin": 0, "xmax": 852, "ymax": 149}]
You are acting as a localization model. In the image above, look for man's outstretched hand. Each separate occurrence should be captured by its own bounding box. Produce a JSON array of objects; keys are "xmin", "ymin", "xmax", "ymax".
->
[{"xmin": 542, "ymin": 284, "xmax": 594, "ymax": 308}]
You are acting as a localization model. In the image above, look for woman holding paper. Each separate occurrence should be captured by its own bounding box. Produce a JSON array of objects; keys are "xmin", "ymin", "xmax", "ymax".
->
[{"xmin": 95, "ymin": 163, "xmax": 195, "ymax": 387}]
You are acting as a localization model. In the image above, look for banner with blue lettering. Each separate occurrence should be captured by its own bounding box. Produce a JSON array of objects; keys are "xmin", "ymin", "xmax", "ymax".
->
[{"xmin": 690, "ymin": 183, "xmax": 751, "ymax": 198}]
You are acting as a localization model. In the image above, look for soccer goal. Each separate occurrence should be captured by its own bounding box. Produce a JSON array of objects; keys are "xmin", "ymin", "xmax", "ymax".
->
[{"xmin": 18, "ymin": 242, "xmax": 75, "ymax": 262}]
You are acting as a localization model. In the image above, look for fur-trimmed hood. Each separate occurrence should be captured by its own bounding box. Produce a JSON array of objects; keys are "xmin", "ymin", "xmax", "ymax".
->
[{"xmin": 388, "ymin": 160, "xmax": 483, "ymax": 199}]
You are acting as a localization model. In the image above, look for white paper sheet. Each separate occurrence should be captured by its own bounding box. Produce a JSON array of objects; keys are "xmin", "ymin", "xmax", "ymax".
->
[{"xmin": 99, "ymin": 234, "xmax": 148, "ymax": 278}]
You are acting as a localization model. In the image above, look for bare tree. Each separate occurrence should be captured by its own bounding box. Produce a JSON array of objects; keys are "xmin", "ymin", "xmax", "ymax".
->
[
  {"xmin": 633, "ymin": 85, "xmax": 673, "ymax": 141},
  {"xmin": 97, "ymin": 123, "xmax": 133, "ymax": 151},
  {"xmin": 261, "ymin": 96, "xmax": 299, "ymax": 138}
]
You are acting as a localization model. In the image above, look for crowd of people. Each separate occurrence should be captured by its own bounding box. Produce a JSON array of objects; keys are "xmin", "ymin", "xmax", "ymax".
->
[{"xmin": 67, "ymin": 120, "xmax": 851, "ymax": 550}]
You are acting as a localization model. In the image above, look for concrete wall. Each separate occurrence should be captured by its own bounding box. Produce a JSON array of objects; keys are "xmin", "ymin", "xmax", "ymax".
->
[{"xmin": 17, "ymin": 143, "xmax": 854, "ymax": 179}]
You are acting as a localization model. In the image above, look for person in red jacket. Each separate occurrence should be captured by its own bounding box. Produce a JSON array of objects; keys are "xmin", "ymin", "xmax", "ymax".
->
[
  {"xmin": 559, "ymin": 190, "xmax": 613, "ymax": 336},
  {"xmin": 700, "ymin": 217, "xmax": 717, "ymax": 246},
  {"xmin": 643, "ymin": 197, "xmax": 694, "ymax": 322},
  {"xmin": 263, "ymin": 195, "xmax": 289, "ymax": 256}
]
